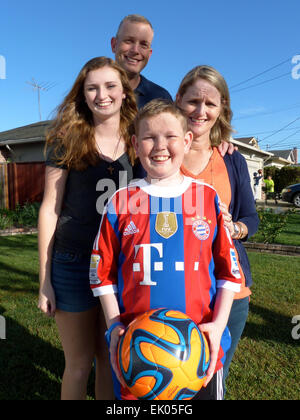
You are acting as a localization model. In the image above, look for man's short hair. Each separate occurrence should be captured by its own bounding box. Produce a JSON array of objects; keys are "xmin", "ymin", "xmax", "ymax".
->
[
  {"xmin": 134, "ymin": 99, "xmax": 188, "ymax": 136},
  {"xmin": 116, "ymin": 14, "xmax": 154, "ymax": 37}
]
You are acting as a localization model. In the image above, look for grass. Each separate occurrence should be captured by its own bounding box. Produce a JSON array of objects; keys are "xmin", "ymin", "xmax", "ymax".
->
[
  {"xmin": 271, "ymin": 213, "xmax": 300, "ymax": 246},
  {"xmin": 0, "ymin": 235, "xmax": 299, "ymax": 400},
  {"xmin": 226, "ymin": 252, "xmax": 300, "ymax": 400},
  {"xmin": 0, "ymin": 235, "xmax": 63, "ymax": 400}
]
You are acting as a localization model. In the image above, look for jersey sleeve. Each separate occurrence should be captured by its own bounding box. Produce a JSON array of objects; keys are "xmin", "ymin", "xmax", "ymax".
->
[
  {"xmin": 213, "ymin": 195, "xmax": 242, "ymax": 293},
  {"xmin": 89, "ymin": 199, "xmax": 120, "ymax": 297}
]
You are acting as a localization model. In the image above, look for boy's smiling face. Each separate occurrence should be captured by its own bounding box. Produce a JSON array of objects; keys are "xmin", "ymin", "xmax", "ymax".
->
[{"xmin": 132, "ymin": 112, "xmax": 192, "ymax": 185}]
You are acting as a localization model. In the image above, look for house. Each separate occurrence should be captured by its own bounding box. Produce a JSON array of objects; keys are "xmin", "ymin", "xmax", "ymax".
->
[
  {"xmin": 233, "ymin": 136, "xmax": 259, "ymax": 148},
  {"xmin": 265, "ymin": 148, "xmax": 298, "ymax": 168},
  {"xmin": 232, "ymin": 137, "xmax": 273, "ymax": 199},
  {"xmin": 0, "ymin": 120, "xmax": 52, "ymax": 163},
  {"xmin": 0, "ymin": 121, "xmax": 51, "ymax": 208}
]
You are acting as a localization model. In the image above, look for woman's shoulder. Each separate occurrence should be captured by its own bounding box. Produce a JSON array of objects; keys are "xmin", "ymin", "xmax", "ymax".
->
[
  {"xmin": 45, "ymin": 141, "xmax": 68, "ymax": 170},
  {"xmin": 223, "ymin": 149, "xmax": 248, "ymax": 170}
]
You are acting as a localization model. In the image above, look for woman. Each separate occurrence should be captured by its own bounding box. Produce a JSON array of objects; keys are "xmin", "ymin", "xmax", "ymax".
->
[
  {"xmin": 38, "ymin": 57, "xmax": 138, "ymax": 400},
  {"xmin": 176, "ymin": 65, "xmax": 259, "ymax": 388}
]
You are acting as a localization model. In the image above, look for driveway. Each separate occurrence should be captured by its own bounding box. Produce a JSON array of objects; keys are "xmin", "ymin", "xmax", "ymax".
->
[{"xmin": 255, "ymin": 199, "xmax": 299, "ymax": 214}]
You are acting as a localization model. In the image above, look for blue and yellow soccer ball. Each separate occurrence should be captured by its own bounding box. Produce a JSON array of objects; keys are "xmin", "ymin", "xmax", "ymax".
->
[{"xmin": 117, "ymin": 308, "xmax": 210, "ymax": 400}]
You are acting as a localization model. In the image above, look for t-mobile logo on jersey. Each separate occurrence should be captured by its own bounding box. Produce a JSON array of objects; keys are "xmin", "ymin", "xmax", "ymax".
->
[
  {"xmin": 133, "ymin": 243, "xmax": 202, "ymax": 286},
  {"xmin": 134, "ymin": 243, "xmax": 163, "ymax": 286}
]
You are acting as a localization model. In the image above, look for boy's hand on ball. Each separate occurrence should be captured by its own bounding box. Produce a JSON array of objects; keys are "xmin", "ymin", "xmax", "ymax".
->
[
  {"xmin": 198, "ymin": 322, "xmax": 223, "ymax": 387},
  {"xmin": 110, "ymin": 324, "xmax": 126, "ymax": 387}
]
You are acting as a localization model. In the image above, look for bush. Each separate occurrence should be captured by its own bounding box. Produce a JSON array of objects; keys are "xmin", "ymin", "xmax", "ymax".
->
[
  {"xmin": 0, "ymin": 202, "xmax": 40, "ymax": 230},
  {"xmin": 256, "ymin": 208, "xmax": 295, "ymax": 243},
  {"xmin": 13, "ymin": 202, "xmax": 40, "ymax": 228},
  {"xmin": 0, "ymin": 211, "xmax": 14, "ymax": 230}
]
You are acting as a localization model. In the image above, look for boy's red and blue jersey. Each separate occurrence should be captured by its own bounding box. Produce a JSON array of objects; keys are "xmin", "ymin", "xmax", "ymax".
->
[{"xmin": 90, "ymin": 177, "xmax": 241, "ymax": 397}]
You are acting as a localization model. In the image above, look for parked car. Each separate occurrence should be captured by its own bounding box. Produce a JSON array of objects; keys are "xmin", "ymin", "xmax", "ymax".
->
[{"xmin": 281, "ymin": 183, "xmax": 300, "ymax": 207}]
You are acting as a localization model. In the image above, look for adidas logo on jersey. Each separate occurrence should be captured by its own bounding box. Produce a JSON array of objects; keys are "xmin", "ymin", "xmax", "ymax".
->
[{"xmin": 124, "ymin": 221, "xmax": 139, "ymax": 236}]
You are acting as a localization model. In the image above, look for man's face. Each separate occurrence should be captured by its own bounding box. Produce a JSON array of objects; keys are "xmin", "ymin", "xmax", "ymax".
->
[{"xmin": 111, "ymin": 21, "xmax": 153, "ymax": 77}]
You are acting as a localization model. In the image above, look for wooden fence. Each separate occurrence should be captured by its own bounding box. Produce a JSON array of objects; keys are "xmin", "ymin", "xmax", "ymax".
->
[
  {"xmin": 0, "ymin": 163, "xmax": 45, "ymax": 209},
  {"xmin": 0, "ymin": 164, "xmax": 9, "ymax": 208}
]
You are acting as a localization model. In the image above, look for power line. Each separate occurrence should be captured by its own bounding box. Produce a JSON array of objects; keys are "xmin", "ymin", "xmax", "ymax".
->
[
  {"xmin": 237, "ymin": 126, "xmax": 300, "ymax": 137},
  {"xmin": 264, "ymin": 128, "xmax": 300, "ymax": 143},
  {"xmin": 233, "ymin": 102, "xmax": 300, "ymax": 121},
  {"xmin": 258, "ymin": 116, "xmax": 300, "ymax": 143},
  {"xmin": 229, "ymin": 57, "xmax": 292, "ymax": 89},
  {"xmin": 268, "ymin": 129, "xmax": 300, "ymax": 149},
  {"xmin": 259, "ymin": 133, "xmax": 300, "ymax": 148},
  {"xmin": 231, "ymin": 72, "xmax": 290, "ymax": 94},
  {"xmin": 268, "ymin": 145, "xmax": 300, "ymax": 151},
  {"xmin": 262, "ymin": 138, "xmax": 300, "ymax": 145},
  {"xmin": 266, "ymin": 143, "xmax": 300, "ymax": 151}
]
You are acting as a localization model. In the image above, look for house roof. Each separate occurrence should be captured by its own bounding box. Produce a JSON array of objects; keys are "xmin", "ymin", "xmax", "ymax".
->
[
  {"xmin": 232, "ymin": 137, "xmax": 272, "ymax": 157},
  {"xmin": 234, "ymin": 137, "xmax": 257, "ymax": 145},
  {"xmin": 0, "ymin": 120, "xmax": 52, "ymax": 145},
  {"xmin": 268, "ymin": 149, "xmax": 293, "ymax": 160}
]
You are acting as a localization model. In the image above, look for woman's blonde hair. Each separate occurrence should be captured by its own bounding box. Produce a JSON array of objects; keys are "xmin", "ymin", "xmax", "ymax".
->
[
  {"xmin": 176, "ymin": 65, "xmax": 233, "ymax": 145},
  {"xmin": 46, "ymin": 56, "xmax": 138, "ymax": 170}
]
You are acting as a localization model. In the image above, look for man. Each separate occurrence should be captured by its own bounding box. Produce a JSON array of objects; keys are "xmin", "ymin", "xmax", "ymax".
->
[
  {"xmin": 111, "ymin": 14, "xmax": 172, "ymax": 108},
  {"xmin": 264, "ymin": 175, "xmax": 277, "ymax": 204}
]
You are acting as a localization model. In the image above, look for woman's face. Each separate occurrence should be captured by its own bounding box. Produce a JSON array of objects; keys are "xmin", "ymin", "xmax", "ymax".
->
[
  {"xmin": 176, "ymin": 78, "xmax": 222, "ymax": 140},
  {"xmin": 83, "ymin": 66, "xmax": 125, "ymax": 121}
]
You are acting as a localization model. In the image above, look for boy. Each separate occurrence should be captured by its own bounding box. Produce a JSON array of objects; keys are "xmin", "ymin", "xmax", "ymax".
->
[
  {"xmin": 90, "ymin": 99, "xmax": 241, "ymax": 400},
  {"xmin": 253, "ymin": 169, "xmax": 263, "ymax": 202}
]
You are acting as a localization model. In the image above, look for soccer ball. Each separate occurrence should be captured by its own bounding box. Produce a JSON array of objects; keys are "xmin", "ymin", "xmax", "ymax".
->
[{"xmin": 117, "ymin": 308, "xmax": 210, "ymax": 400}]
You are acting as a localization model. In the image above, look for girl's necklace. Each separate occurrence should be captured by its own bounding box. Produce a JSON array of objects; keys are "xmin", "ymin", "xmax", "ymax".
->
[{"xmin": 97, "ymin": 135, "xmax": 122, "ymax": 175}]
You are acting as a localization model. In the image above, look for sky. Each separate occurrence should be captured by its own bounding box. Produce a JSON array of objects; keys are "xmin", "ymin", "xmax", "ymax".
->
[{"xmin": 0, "ymin": 0, "xmax": 299, "ymax": 153}]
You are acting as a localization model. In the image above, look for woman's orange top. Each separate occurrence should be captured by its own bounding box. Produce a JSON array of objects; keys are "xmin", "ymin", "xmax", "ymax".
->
[{"xmin": 181, "ymin": 147, "xmax": 251, "ymax": 300}]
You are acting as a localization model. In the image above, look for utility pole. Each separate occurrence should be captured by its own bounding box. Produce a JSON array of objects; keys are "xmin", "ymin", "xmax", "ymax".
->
[{"xmin": 26, "ymin": 78, "xmax": 56, "ymax": 121}]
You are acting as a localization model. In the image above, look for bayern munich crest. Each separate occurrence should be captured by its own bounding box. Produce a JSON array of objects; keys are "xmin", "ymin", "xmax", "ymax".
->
[{"xmin": 192, "ymin": 218, "xmax": 210, "ymax": 240}]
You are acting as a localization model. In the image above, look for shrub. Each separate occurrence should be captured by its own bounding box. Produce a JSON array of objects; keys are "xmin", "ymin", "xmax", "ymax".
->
[
  {"xmin": 0, "ymin": 202, "xmax": 40, "ymax": 230},
  {"xmin": 13, "ymin": 202, "xmax": 40, "ymax": 227},
  {"xmin": 256, "ymin": 208, "xmax": 295, "ymax": 244},
  {"xmin": 0, "ymin": 211, "xmax": 14, "ymax": 230}
]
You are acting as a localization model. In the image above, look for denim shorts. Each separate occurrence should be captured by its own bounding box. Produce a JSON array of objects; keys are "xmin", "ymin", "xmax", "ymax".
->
[{"xmin": 51, "ymin": 248, "xmax": 100, "ymax": 313}]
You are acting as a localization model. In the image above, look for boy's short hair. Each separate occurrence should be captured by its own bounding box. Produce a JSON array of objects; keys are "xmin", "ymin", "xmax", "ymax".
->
[
  {"xmin": 116, "ymin": 14, "xmax": 154, "ymax": 37},
  {"xmin": 134, "ymin": 99, "xmax": 188, "ymax": 136}
]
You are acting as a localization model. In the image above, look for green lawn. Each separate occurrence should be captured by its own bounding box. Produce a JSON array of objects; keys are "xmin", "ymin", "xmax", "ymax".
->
[
  {"xmin": 0, "ymin": 235, "xmax": 299, "ymax": 400},
  {"xmin": 226, "ymin": 252, "xmax": 300, "ymax": 400}
]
